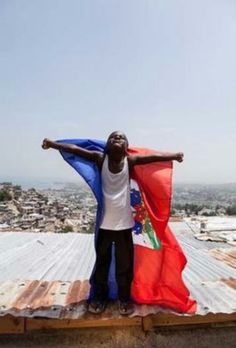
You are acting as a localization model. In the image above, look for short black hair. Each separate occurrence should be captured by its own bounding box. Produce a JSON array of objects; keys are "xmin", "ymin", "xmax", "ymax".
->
[{"xmin": 107, "ymin": 131, "xmax": 129, "ymax": 146}]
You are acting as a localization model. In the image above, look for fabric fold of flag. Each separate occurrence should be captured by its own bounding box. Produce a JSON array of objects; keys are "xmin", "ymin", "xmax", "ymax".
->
[
  {"xmin": 58, "ymin": 139, "xmax": 196, "ymax": 314},
  {"xmin": 129, "ymin": 147, "xmax": 196, "ymax": 313}
]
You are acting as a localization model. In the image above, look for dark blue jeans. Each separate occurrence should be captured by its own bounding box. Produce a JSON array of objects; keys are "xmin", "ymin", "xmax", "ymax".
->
[{"xmin": 93, "ymin": 228, "xmax": 134, "ymax": 302}]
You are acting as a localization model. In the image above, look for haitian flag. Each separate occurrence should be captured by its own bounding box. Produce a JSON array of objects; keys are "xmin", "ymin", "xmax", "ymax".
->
[{"xmin": 58, "ymin": 139, "xmax": 196, "ymax": 314}]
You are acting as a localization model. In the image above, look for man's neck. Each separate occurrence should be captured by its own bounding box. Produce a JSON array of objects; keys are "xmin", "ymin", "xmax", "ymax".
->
[{"xmin": 108, "ymin": 151, "xmax": 126, "ymax": 162}]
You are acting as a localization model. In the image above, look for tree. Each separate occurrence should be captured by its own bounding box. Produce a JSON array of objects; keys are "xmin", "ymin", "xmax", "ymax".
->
[
  {"xmin": 226, "ymin": 205, "xmax": 236, "ymax": 216},
  {"xmin": 60, "ymin": 225, "xmax": 73, "ymax": 233},
  {"xmin": 0, "ymin": 189, "xmax": 12, "ymax": 202}
]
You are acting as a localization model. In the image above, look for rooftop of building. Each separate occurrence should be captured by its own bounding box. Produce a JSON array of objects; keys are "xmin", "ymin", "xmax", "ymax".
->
[{"xmin": 0, "ymin": 218, "xmax": 236, "ymax": 335}]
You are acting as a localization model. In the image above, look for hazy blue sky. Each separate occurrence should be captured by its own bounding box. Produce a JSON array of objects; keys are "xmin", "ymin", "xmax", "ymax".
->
[{"xmin": 1, "ymin": 0, "xmax": 236, "ymax": 184}]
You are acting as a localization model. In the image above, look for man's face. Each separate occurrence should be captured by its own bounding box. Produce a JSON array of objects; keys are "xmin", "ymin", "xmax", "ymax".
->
[{"xmin": 106, "ymin": 131, "xmax": 129, "ymax": 153}]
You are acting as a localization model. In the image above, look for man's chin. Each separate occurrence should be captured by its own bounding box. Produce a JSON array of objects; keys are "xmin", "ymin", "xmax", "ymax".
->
[{"xmin": 110, "ymin": 143, "xmax": 125, "ymax": 152}]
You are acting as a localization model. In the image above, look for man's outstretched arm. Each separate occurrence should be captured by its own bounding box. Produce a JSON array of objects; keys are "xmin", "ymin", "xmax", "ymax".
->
[
  {"xmin": 42, "ymin": 138, "xmax": 103, "ymax": 165},
  {"xmin": 128, "ymin": 152, "xmax": 184, "ymax": 168}
]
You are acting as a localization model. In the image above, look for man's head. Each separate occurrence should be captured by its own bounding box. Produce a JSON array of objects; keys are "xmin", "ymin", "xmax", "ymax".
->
[{"xmin": 105, "ymin": 131, "xmax": 129, "ymax": 154}]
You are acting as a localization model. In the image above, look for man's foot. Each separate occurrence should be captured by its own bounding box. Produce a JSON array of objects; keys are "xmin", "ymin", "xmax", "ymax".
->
[
  {"xmin": 118, "ymin": 301, "xmax": 134, "ymax": 316},
  {"xmin": 88, "ymin": 301, "xmax": 107, "ymax": 314}
]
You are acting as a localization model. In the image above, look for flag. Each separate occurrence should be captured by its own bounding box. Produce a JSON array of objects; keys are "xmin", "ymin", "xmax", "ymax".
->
[
  {"xmin": 129, "ymin": 147, "xmax": 196, "ymax": 313},
  {"xmin": 58, "ymin": 139, "xmax": 196, "ymax": 313}
]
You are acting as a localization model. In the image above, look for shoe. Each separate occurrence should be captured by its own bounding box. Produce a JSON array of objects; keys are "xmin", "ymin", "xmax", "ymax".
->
[
  {"xmin": 88, "ymin": 300, "xmax": 107, "ymax": 314},
  {"xmin": 118, "ymin": 301, "xmax": 134, "ymax": 316}
]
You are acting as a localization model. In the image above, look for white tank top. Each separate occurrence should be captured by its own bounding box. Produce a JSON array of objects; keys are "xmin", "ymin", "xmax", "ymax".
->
[{"xmin": 100, "ymin": 155, "xmax": 134, "ymax": 230}]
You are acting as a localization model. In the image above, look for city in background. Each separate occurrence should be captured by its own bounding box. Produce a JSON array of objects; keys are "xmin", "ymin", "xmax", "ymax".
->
[{"xmin": 1, "ymin": 180, "xmax": 236, "ymax": 239}]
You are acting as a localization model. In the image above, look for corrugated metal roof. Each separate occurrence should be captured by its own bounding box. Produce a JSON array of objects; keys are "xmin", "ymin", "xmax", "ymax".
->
[
  {"xmin": 210, "ymin": 248, "xmax": 236, "ymax": 268},
  {"xmin": 0, "ymin": 280, "xmax": 89, "ymax": 319},
  {"xmin": 222, "ymin": 278, "xmax": 236, "ymax": 290},
  {"xmin": 0, "ymin": 221, "xmax": 236, "ymax": 319},
  {"xmin": 184, "ymin": 217, "xmax": 236, "ymax": 245},
  {"xmin": 169, "ymin": 221, "xmax": 236, "ymax": 316},
  {"xmin": 0, "ymin": 232, "xmax": 95, "ymax": 281}
]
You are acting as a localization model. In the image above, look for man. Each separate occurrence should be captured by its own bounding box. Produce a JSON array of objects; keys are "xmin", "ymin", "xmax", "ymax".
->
[{"xmin": 42, "ymin": 131, "xmax": 183, "ymax": 314}]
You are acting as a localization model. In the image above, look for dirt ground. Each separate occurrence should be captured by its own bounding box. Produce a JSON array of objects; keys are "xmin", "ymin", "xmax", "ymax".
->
[{"xmin": 0, "ymin": 326, "xmax": 236, "ymax": 348}]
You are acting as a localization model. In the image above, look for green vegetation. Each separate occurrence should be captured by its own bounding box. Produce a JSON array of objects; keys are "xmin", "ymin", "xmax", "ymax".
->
[
  {"xmin": 226, "ymin": 205, "xmax": 236, "ymax": 216},
  {"xmin": 60, "ymin": 225, "xmax": 73, "ymax": 233},
  {"xmin": 173, "ymin": 203, "xmax": 203, "ymax": 215},
  {"xmin": 0, "ymin": 189, "xmax": 12, "ymax": 202},
  {"xmin": 171, "ymin": 203, "xmax": 224, "ymax": 216}
]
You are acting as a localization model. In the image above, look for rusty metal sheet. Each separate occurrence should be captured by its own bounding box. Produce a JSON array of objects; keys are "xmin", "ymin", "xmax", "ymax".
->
[
  {"xmin": 222, "ymin": 278, "xmax": 236, "ymax": 290},
  {"xmin": 210, "ymin": 249, "xmax": 236, "ymax": 269},
  {"xmin": 0, "ymin": 280, "xmax": 90, "ymax": 319}
]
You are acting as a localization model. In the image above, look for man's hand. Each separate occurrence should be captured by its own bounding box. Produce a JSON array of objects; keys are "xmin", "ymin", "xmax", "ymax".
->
[
  {"xmin": 175, "ymin": 152, "xmax": 184, "ymax": 162},
  {"xmin": 42, "ymin": 138, "xmax": 52, "ymax": 150}
]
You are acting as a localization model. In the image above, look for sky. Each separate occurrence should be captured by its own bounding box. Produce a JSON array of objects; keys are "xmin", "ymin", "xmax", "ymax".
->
[{"xmin": 0, "ymin": 0, "xmax": 236, "ymax": 184}]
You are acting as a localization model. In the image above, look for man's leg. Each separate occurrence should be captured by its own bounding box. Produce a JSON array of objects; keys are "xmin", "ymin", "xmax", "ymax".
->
[
  {"xmin": 115, "ymin": 228, "xmax": 134, "ymax": 312},
  {"xmin": 93, "ymin": 228, "xmax": 112, "ymax": 302}
]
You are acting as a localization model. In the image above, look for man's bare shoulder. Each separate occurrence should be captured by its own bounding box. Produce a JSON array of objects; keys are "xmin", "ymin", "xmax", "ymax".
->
[
  {"xmin": 127, "ymin": 155, "xmax": 136, "ymax": 170},
  {"xmin": 95, "ymin": 151, "xmax": 105, "ymax": 169}
]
